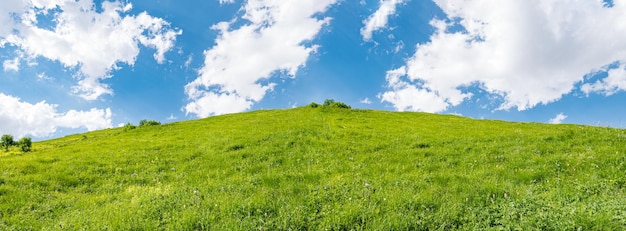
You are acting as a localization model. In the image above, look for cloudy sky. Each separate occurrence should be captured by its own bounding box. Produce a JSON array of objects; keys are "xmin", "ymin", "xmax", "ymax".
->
[{"xmin": 1, "ymin": 0, "xmax": 626, "ymax": 139}]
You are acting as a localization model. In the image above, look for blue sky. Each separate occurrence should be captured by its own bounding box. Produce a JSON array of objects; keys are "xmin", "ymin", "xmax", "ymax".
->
[{"xmin": 2, "ymin": 0, "xmax": 626, "ymax": 140}]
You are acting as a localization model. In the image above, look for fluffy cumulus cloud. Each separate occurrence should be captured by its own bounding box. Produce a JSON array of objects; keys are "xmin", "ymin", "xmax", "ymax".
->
[
  {"xmin": 0, "ymin": 0, "xmax": 181, "ymax": 100},
  {"xmin": 0, "ymin": 1, "xmax": 26, "ymax": 39},
  {"xmin": 381, "ymin": 0, "xmax": 626, "ymax": 113},
  {"xmin": 184, "ymin": 0, "xmax": 338, "ymax": 117},
  {"xmin": 361, "ymin": 0, "xmax": 407, "ymax": 41},
  {"xmin": 549, "ymin": 113, "xmax": 568, "ymax": 124},
  {"xmin": 0, "ymin": 93, "xmax": 112, "ymax": 138}
]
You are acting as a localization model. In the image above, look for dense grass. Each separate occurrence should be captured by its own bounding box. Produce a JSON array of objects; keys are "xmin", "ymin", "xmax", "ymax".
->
[{"xmin": 1, "ymin": 106, "xmax": 626, "ymax": 230}]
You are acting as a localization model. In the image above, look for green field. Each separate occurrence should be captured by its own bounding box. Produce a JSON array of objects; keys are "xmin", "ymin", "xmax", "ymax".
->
[{"xmin": 1, "ymin": 106, "xmax": 626, "ymax": 230}]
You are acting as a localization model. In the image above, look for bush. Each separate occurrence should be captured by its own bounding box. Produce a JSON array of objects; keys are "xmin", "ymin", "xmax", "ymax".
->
[
  {"xmin": 18, "ymin": 137, "xmax": 32, "ymax": 152},
  {"xmin": 124, "ymin": 123, "xmax": 136, "ymax": 131},
  {"xmin": 309, "ymin": 99, "xmax": 352, "ymax": 110},
  {"xmin": 323, "ymin": 99, "xmax": 335, "ymax": 107},
  {"xmin": 139, "ymin": 119, "xmax": 161, "ymax": 127},
  {"xmin": 322, "ymin": 99, "xmax": 351, "ymax": 109},
  {"xmin": 124, "ymin": 120, "xmax": 160, "ymax": 132},
  {"xmin": 328, "ymin": 101, "xmax": 351, "ymax": 109},
  {"xmin": 1, "ymin": 134, "xmax": 14, "ymax": 152}
]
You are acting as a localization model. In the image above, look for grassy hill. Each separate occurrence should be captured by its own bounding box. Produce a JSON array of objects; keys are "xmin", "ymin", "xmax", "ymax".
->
[{"xmin": 1, "ymin": 106, "xmax": 626, "ymax": 230}]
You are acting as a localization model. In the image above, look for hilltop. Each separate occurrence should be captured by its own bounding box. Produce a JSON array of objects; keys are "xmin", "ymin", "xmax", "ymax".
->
[{"xmin": 1, "ymin": 106, "xmax": 626, "ymax": 230}]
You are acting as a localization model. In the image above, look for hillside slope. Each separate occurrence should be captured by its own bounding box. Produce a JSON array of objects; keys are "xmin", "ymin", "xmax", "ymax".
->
[{"xmin": 1, "ymin": 107, "xmax": 626, "ymax": 230}]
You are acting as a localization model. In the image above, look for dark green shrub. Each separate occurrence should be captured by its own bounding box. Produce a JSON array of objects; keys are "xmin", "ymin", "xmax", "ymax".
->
[
  {"xmin": 322, "ymin": 99, "xmax": 351, "ymax": 109},
  {"xmin": 1, "ymin": 134, "xmax": 14, "ymax": 152},
  {"xmin": 323, "ymin": 99, "xmax": 335, "ymax": 107},
  {"xmin": 124, "ymin": 123, "xmax": 136, "ymax": 131},
  {"xmin": 18, "ymin": 137, "xmax": 31, "ymax": 152},
  {"xmin": 329, "ymin": 101, "xmax": 351, "ymax": 109},
  {"xmin": 139, "ymin": 119, "xmax": 161, "ymax": 127},
  {"xmin": 310, "ymin": 99, "xmax": 351, "ymax": 110}
]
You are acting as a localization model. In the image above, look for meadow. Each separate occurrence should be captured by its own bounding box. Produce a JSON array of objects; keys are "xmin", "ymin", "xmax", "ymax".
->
[{"xmin": 1, "ymin": 105, "xmax": 625, "ymax": 230}]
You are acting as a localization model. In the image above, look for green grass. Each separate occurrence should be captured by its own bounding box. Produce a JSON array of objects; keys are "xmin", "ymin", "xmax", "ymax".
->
[{"xmin": 1, "ymin": 106, "xmax": 626, "ymax": 230}]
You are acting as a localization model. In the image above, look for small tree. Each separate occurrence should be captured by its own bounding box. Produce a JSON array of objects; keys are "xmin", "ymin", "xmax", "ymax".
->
[
  {"xmin": 18, "ymin": 137, "xmax": 32, "ymax": 152},
  {"xmin": 1, "ymin": 134, "xmax": 14, "ymax": 152}
]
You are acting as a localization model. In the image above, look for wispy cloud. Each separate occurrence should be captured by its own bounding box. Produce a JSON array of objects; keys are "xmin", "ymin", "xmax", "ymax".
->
[
  {"xmin": 393, "ymin": 40, "xmax": 404, "ymax": 53},
  {"xmin": 184, "ymin": 0, "xmax": 338, "ymax": 117},
  {"xmin": 36, "ymin": 72, "xmax": 52, "ymax": 81},
  {"xmin": 183, "ymin": 55, "xmax": 193, "ymax": 68},
  {"xmin": 382, "ymin": 0, "xmax": 626, "ymax": 113},
  {"xmin": 361, "ymin": 0, "xmax": 407, "ymax": 41},
  {"xmin": 360, "ymin": 98, "xmax": 372, "ymax": 104},
  {"xmin": 549, "ymin": 113, "xmax": 568, "ymax": 124}
]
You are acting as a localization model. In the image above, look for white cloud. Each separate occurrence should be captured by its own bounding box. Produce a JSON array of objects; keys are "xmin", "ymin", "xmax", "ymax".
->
[
  {"xmin": 36, "ymin": 72, "xmax": 52, "ymax": 80},
  {"xmin": 183, "ymin": 55, "xmax": 193, "ymax": 68},
  {"xmin": 184, "ymin": 0, "xmax": 337, "ymax": 117},
  {"xmin": 361, "ymin": 0, "xmax": 407, "ymax": 41},
  {"xmin": 3, "ymin": 58, "xmax": 19, "ymax": 72},
  {"xmin": 185, "ymin": 92, "xmax": 253, "ymax": 117},
  {"xmin": 382, "ymin": 0, "xmax": 626, "ymax": 113},
  {"xmin": 393, "ymin": 40, "xmax": 404, "ymax": 53},
  {"xmin": 378, "ymin": 66, "xmax": 453, "ymax": 112},
  {"xmin": 0, "ymin": 1, "xmax": 26, "ymax": 40},
  {"xmin": 581, "ymin": 64, "xmax": 626, "ymax": 96},
  {"xmin": 549, "ymin": 113, "xmax": 568, "ymax": 124},
  {"xmin": 0, "ymin": 93, "xmax": 112, "ymax": 138},
  {"xmin": 219, "ymin": 0, "xmax": 235, "ymax": 4},
  {"xmin": 360, "ymin": 97, "xmax": 372, "ymax": 104},
  {"xmin": 1, "ymin": 0, "xmax": 181, "ymax": 100}
]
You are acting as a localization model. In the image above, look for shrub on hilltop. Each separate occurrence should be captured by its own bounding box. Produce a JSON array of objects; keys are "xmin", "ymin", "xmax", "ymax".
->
[
  {"xmin": 124, "ymin": 123, "xmax": 136, "ymax": 131},
  {"xmin": 323, "ymin": 99, "xmax": 351, "ymax": 109},
  {"xmin": 309, "ymin": 99, "xmax": 351, "ymax": 109},
  {"xmin": 308, "ymin": 102, "xmax": 320, "ymax": 108},
  {"xmin": 124, "ymin": 119, "xmax": 161, "ymax": 131},
  {"xmin": 139, "ymin": 119, "xmax": 161, "ymax": 127}
]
